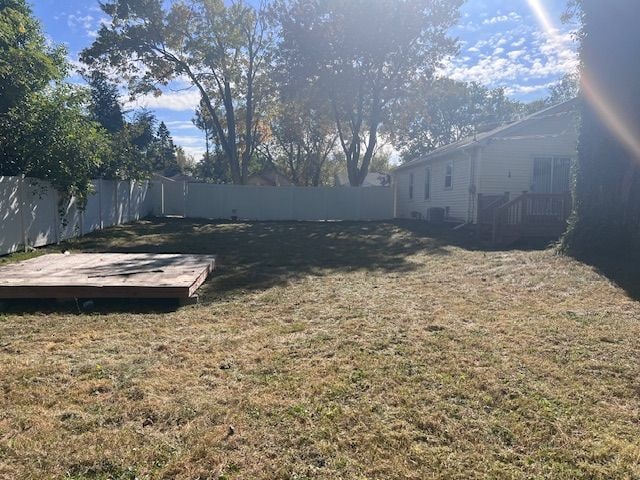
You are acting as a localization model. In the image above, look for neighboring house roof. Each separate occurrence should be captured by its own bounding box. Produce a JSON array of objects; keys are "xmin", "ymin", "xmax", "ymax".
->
[
  {"xmin": 393, "ymin": 98, "xmax": 578, "ymax": 172},
  {"xmin": 335, "ymin": 171, "xmax": 392, "ymax": 187},
  {"xmin": 152, "ymin": 172, "xmax": 199, "ymax": 183},
  {"xmin": 169, "ymin": 173, "xmax": 198, "ymax": 183},
  {"xmin": 247, "ymin": 166, "xmax": 293, "ymax": 186}
]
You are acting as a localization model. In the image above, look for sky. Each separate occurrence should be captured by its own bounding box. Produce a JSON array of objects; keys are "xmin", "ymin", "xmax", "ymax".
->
[{"xmin": 30, "ymin": 0, "xmax": 578, "ymax": 160}]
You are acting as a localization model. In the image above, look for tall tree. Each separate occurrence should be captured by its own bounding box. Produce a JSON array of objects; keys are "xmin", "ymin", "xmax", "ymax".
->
[
  {"xmin": 0, "ymin": 0, "xmax": 66, "ymax": 114},
  {"xmin": 275, "ymin": 0, "xmax": 461, "ymax": 186},
  {"xmin": 561, "ymin": 0, "xmax": 640, "ymax": 255},
  {"xmin": 81, "ymin": 0, "xmax": 273, "ymax": 184},
  {"xmin": 153, "ymin": 121, "xmax": 178, "ymax": 174},
  {"xmin": 87, "ymin": 71, "xmax": 125, "ymax": 133},
  {"xmin": 259, "ymin": 93, "xmax": 337, "ymax": 186},
  {"xmin": 393, "ymin": 78, "xmax": 525, "ymax": 161}
]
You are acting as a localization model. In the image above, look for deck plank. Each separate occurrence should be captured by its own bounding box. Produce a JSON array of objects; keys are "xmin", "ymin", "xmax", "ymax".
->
[{"xmin": 0, "ymin": 253, "xmax": 215, "ymax": 299}]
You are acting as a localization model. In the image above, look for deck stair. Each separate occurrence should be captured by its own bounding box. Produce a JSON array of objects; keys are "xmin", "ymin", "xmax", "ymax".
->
[{"xmin": 476, "ymin": 192, "xmax": 572, "ymax": 245}]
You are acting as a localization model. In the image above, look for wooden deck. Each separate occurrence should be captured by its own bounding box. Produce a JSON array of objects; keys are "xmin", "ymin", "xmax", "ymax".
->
[
  {"xmin": 0, "ymin": 253, "xmax": 215, "ymax": 300},
  {"xmin": 477, "ymin": 192, "xmax": 572, "ymax": 245}
]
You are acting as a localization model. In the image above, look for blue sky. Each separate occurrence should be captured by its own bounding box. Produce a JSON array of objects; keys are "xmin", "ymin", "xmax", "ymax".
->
[{"xmin": 30, "ymin": 0, "xmax": 577, "ymax": 160}]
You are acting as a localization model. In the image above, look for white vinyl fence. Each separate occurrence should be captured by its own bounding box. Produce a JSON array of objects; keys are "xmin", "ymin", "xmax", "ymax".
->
[
  {"xmin": 0, "ymin": 176, "xmax": 153, "ymax": 256},
  {"xmin": 152, "ymin": 182, "xmax": 394, "ymax": 222}
]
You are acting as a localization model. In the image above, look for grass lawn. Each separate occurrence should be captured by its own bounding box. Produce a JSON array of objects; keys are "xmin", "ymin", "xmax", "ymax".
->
[{"xmin": 1, "ymin": 219, "xmax": 639, "ymax": 479}]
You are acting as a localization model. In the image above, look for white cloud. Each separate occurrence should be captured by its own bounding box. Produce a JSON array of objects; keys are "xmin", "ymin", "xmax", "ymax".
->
[
  {"xmin": 182, "ymin": 146, "xmax": 206, "ymax": 160},
  {"xmin": 504, "ymin": 81, "xmax": 556, "ymax": 96},
  {"xmin": 440, "ymin": 13, "xmax": 578, "ymax": 100},
  {"xmin": 124, "ymin": 89, "xmax": 201, "ymax": 112},
  {"xmin": 165, "ymin": 120, "xmax": 198, "ymax": 130},
  {"xmin": 482, "ymin": 12, "xmax": 521, "ymax": 25},
  {"xmin": 172, "ymin": 135, "xmax": 205, "ymax": 146},
  {"xmin": 512, "ymin": 37, "xmax": 526, "ymax": 47}
]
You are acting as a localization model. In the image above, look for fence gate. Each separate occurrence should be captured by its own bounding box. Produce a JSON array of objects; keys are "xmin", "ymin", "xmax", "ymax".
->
[{"xmin": 162, "ymin": 181, "xmax": 187, "ymax": 217}]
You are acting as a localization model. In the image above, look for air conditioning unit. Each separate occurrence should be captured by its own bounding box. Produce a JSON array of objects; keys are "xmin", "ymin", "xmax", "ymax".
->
[{"xmin": 427, "ymin": 207, "xmax": 445, "ymax": 224}]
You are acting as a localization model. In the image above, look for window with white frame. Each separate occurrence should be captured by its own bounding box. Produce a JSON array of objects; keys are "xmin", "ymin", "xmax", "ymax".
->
[
  {"xmin": 409, "ymin": 173, "xmax": 414, "ymax": 200},
  {"xmin": 444, "ymin": 163, "xmax": 453, "ymax": 189},
  {"xmin": 424, "ymin": 167, "xmax": 431, "ymax": 199}
]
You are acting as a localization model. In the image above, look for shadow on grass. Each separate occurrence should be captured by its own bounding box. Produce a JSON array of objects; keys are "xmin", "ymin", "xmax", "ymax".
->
[
  {"xmin": 0, "ymin": 217, "xmax": 554, "ymax": 313},
  {"xmin": 576, "ymin": 253, "xmax": 640, "ymax": 301},
  {"xmin": 0, "ymin": 297, "xmax": 184, "ymax": 315}
]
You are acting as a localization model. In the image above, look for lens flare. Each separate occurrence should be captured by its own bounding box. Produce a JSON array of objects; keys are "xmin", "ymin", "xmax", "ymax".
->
[{"xmin": 527, "ymin": 0, "xmax": 640, "ymax": 161}]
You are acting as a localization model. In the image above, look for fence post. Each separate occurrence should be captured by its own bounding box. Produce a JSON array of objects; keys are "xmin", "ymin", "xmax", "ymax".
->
[
  {"xmin": 51, "ymin": 183, "xmax": 60, "ymax": 245},
  {"xmin": 128, "ymin": 179, "xmax": 132, "ymax": 222},
  {"xmin": 114, "ymin": 181, "xmax": 119, "ymax": 225},
  {"xmin": 161, "ymin": 182, "xmax": 165, "ymax": 216},
  {"xmin": 289, "ymin": 187, "xmax": 295, "ymax": 220},
  {"xmin": 17, "ymin": 176, "xmax": 28, "ymax": 252},
  {"xmin": 98, "ymin": 178, "xmax": 103, "ymax": 230},
  {"xmin": 323, "ymin": 187, "xmax": 328, "ymax": 222},
  {"xmin": 183, "ymin": 181, "xmax": 187, "ymax": 218}
]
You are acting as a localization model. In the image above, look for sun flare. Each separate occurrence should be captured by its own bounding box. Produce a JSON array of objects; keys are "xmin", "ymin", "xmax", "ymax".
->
[{"xmin": 527, "ymin": 0, "xmax": 640, "ymax": 161}]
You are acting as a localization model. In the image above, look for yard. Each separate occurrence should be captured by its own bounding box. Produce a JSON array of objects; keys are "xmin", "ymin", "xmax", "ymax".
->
[{"xmin": 1, "ymin": 219, "xmax": 639, "ymax": 479}]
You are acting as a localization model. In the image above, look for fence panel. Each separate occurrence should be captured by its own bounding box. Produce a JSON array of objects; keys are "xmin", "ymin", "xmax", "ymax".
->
[
  {"xmin": 177, "ymin": 183, "xmax": 394, "ymax": 222},
  {"xmin": 0, "ymin": 176, "xmax": 151, "ymax": 256},
  {"xmin": 0, "ymin": 177, "xmax": 23, "ymax": 255}
]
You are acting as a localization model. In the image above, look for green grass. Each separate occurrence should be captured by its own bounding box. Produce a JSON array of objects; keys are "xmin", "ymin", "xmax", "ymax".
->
[{"xmin": 0, "ymin": 218, "xmax": 639, "ymax": 479}]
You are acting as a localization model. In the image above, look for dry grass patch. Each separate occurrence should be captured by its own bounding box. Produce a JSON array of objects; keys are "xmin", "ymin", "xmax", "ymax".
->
[{"xmin": 1, "ymin": 219, "xmax": 639, "ymax": 479}]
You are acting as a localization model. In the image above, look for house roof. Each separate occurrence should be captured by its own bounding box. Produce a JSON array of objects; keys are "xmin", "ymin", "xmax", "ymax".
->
[{"xmin": 393, "ymin": 98, "xmax": 578, "ymax": 172}]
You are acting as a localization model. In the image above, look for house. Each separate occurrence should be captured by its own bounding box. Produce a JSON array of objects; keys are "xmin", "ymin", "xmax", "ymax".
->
[
  {"xmin": 247, "ymin": 166, "xmax": 293, "ymax": 186},
  {"xmin": 335, "ymin": 171, "xmax": 392, "ymax": 187},
  {"xmin": 392, "ymin": 99, "xmax": 579, "ymax": 242}
]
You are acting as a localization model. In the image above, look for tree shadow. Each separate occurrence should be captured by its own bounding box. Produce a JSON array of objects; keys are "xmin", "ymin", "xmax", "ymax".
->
[
  {"xmin": 575, "ymin": 253, "xmax": 640, "ymax": 301},
  {"xmin": 67, "ymin": 218, "xmax": 455, "ymax": 302},
  {"xmin": 0, "ymin": 218, "xmax": 561, "ymax": 313}
]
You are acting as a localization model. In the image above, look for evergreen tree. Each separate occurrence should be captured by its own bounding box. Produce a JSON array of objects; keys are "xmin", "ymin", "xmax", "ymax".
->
[
  {"xmin": 87, "ymin": 71, "xmax": 124, "ymax": 133},
  {"xmin": 154, "ymin": 121, "xmax": 178, "ymax": 174}
]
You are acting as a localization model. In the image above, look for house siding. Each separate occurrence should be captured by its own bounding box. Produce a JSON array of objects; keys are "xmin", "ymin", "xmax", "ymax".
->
[
  {"xmin": 478, "ymin": 122, "xmax": 578, "ymax": 198},
  {"xmin": 395, "ymin": 151, "xmax": 471, "ymax": 221}
]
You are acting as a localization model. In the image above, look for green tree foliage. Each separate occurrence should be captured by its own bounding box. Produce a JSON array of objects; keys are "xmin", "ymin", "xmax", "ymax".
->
[
  {"xmin": 275, "ymin": 0, "xmax": 462, "ymax": 186},
  {"xmin": 82, "ymin": 0, "xmax": 274, "ymax": 184},
  {"xmin": 152, "ymin": 121, "xmax": 179, "ymax": 175},
  {"xmin": 393, "ymin": 79, "xmax": 525, "ymax": 161},
  {"xmin": 0, "ymin": 1, "xmax": 110, "ymax": 204},
  {"xmin": 561, "ymin": 0, "xmax": 640, "ymax": 256},
  {"xmin": 86, "ymin": 75, "xmax": 158, "ymax": 180},
  {"xmin": 548, "ymin": 72, "xmax": 579, "ymax": 105},
  {"xmin": 0, "ymin": 0, "xmax": 66, "ymax": 114},
  {"xmin": 192, "ymin": 104, "xmax": 232, "ymax": 183},
  {"xmin": 87, "ymin": 71, "xmax": 125, "ymax": 133},
  {"xmin": 258, "ymin": 92, "xmax": 337, "ymax": 187},
  {"xmin": 0, "ymin": 85, "xmax": 109, "ymax": 204}
]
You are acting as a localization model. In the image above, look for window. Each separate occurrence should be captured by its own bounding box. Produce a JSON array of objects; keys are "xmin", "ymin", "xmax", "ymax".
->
[
  {"xmin": 424, "ymin": 167, "xmax": 431, "ymax": 199},
  {"xmin": 409, "ymin": 173, "xmax": 414, "ymax": 200},
  {"xmin": 532, "ymin": 157, "xmax": 572, "ymax": 193},
  {"xmin": 444, "ymin": 163, "xmax": 453, "ymax": 189}
]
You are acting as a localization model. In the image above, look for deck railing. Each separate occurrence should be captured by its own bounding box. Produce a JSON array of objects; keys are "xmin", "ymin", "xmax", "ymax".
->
[{"xmin": 477, "ymin": 192, "xmax": 572, "ymax": 243}]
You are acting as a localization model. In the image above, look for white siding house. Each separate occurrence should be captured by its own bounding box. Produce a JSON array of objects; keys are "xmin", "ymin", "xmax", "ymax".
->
[{"xmin": 393, "ymin": 100, "xmax": 579, "ymax": 225}]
